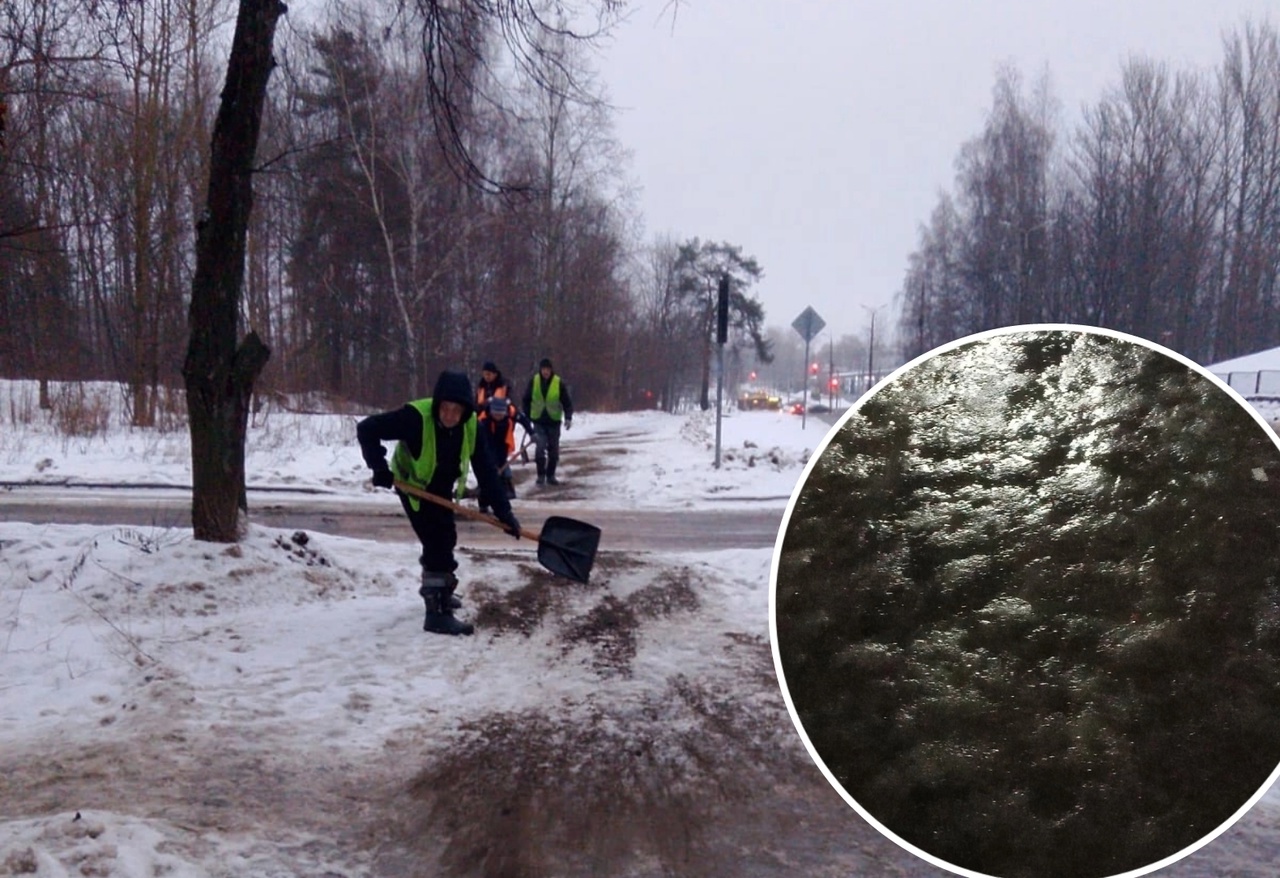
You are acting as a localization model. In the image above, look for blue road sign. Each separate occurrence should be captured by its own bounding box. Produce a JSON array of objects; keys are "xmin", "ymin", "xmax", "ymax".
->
[{"xmin": 791, "ymin": 306, "xmax": 826, "ymax": 343}]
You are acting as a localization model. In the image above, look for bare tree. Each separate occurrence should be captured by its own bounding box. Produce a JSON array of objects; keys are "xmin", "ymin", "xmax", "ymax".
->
[
  {"xmin": 896, "ymin": 194, "xmax": 967, "ymax": 359},
  {"xmin": 628, "ymin": 235, "xmax": 694, "ymax": 410},
  {"xmin": 184, "ymin": 0, "xmax": 628, "ymax": 540},
  {"xmin": 1212, "ymin": 22, "xmax": 1280, "ymax": 360},
  {"xmin": 513, "ymin": 22, "xmax": 627, "ymax": 348},
  {"xmin": 116, "ymin": 0, "xmax": 227, "ymax": 427},
  {"xmin": 0, "ymin": 0, "xmax": 109, "ymax": 400},
  {"xmin": 954, "ymin": 65, "xmax": 1059, "ymax": 329},
  {"xmin": 1163, "ymin": 69, "xmax": 1223, "ymax": 357},
  {"xmin": 182, "ymin": 0, "xmax": 281, "ymax": 541}
]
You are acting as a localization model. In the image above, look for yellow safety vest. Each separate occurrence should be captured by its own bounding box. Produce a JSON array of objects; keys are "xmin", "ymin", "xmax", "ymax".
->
[
  {"xmin": 529, "ymin": 374, "xmax": 563, "ymax": 421},
  {"xmin": 391, "ymin": 398, "xmax": 477, "ymax": 510}
]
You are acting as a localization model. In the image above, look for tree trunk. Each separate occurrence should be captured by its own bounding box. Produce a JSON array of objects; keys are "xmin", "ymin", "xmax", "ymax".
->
[{"xmin": 182, "ymin": 0, "xmax": 282, "ymax": 542}]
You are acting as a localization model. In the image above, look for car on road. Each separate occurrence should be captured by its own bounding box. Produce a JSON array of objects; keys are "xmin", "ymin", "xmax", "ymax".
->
[
  {"xmin": 788, "ymin": 402, "xmax": 832, "ymax": 415},
  {"xmin": 739, "ymin": 390, "xmax": 782, "ymax": 411}
]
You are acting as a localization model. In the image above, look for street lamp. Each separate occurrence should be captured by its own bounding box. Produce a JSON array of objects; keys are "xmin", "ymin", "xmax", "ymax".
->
[{"xmin": 860, "ymin": 302, "xmax": 887, "ymax": 394}]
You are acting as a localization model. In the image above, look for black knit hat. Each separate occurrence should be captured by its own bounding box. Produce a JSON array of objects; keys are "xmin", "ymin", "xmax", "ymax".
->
[
  {"xmin": 482, "ymin": 360, "xmax": 498, "ymax": 374},
  {"xmin": 432, "ymin": 370, "xmax": 474, "ymax": 417},
  {"xmin": 539, "ymin": 358, "xmax": 553, "ymax": 370}
]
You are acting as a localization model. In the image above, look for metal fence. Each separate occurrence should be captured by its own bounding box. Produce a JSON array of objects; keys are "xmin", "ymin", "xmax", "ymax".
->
[{"xmin": 1214, "ymin": 370, "xmax": 1280, "ymax": 397}]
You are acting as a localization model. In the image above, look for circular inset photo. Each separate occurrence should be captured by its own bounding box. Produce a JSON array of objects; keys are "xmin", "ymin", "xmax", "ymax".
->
[{"xmin": 770, "ymin": 325, "xmax": 1280, "ymax": 878}]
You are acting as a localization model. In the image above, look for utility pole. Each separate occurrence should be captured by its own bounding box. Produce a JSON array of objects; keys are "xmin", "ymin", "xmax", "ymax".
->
[
  {"xmin": 861, "ymin": 303, "xmax": 886, "ymax": 394},
  {"xmin": 868, "ymin": 311, "xmax": 875, "ymax": 389},
  {"xmin": 827, "ymin": 335, "xmax": 835, "ymax": 410},
  {"xmin": 802, "ymin": 340, "xmax": 811, "ymax": 430},
  {"xmin": 714, "ymin": 274, "xmax": 729, "ymax": 467}
]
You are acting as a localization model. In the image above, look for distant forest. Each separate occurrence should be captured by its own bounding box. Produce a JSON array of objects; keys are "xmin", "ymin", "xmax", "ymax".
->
[
  {"xmin": 897, "ymin": 21, "xmax": 1280, "ymax": 369},
  {"xmin": 0, "ymin": 1, "xmax": 770, "ymax": 419},
  {"xmin": 6, "ymin": 6, "xmax": 1280, "ymax": 421},
  {"xmin": 776, "ymin": 330, "xmax": 1280, "ymax": 878}
]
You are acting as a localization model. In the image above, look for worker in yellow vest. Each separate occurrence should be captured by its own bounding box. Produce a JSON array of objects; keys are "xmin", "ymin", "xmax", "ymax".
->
[
  {"xmin": 521, "ymin": 357, "xmax": 574, "ymax": 486},
  {"xmin": 357, "ymin": 370, "xmax": 520, "ymax": 635}
]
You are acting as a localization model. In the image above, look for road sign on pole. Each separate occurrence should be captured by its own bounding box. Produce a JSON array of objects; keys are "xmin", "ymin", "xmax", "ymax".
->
[
  {"xmin": 791, "ymin": 307, "xmax": 825, "ymax": 430},
  {"xmin": 791, "ymin": 306, "xmax": 825, "ymax": 344}
]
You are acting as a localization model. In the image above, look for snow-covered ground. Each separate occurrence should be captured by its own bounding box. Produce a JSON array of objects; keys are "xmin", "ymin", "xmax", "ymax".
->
[
  {"xmin": 2, "ymin": 379, "xmax": 1279, "ymax": 877},
  {"xmin": 0, "ymin": 383, "xmax": 869, "ymax": 877},
  {"xmin": 0, "ymin": 383, "xmax": 820, "ymax": 509}
]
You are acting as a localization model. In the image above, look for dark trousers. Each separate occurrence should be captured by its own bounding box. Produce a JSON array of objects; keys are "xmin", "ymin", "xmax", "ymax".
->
[
  {"xmin": 481, "ymin": 428, "xmax": 510, "ymax": 470},
  {"xmin": 533, "ymin": 421, "xmax": 562, "ymax": 477},
  {"xmin": 397, "ymin": 489, "xmax": 457, "ymax": 573}
]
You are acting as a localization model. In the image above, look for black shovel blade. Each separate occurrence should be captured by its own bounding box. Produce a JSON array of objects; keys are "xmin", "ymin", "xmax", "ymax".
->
[{"xmin": 537, "ymin": 515, "xmax": 601, "ymax": 583}]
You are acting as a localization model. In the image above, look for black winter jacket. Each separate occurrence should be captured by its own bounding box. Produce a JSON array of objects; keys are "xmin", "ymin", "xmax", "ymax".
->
[{"xmin": 356, "ymin": 371, "xmax": 513, "ymax": 517}]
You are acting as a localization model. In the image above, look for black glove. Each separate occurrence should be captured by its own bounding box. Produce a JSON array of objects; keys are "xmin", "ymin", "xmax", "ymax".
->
[
  {"xmin": 371, "ymin": 467, "xmax": 394, "ymax": 489},
  {"xmin": 497, "ymin": 509, "xmax": 521, "ymax": 540},
  {"xmin": 564, "ymin": 418, "xmax": 572, "ymax": 431}
]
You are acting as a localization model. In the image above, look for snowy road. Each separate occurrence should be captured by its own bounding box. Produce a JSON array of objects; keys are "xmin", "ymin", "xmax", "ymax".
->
[
  {"xmin": 0, "ymin": 485, "xmax": 786, "ymax": 550},
  {"xmin": 5, "ymin": 401, "xmax": 1280, "ymax": 876}
]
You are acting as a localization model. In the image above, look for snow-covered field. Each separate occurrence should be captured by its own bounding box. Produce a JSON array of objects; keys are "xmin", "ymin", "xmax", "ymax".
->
[
  {"xmin": 2, "ymin": 379, "xmax": 1279, "ymax": 877},
  {"xmin": 0, "ymin": 383, "xmax": 876, "ymax": 877},
  {"xmin": 0, "ymin": 383, "xmax": 816, "ymax": 509}
]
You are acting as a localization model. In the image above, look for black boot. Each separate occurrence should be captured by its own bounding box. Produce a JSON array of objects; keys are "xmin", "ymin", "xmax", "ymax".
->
[
  {"xmin": 419, "ymin": 573, "xmax": 472, "ymax": 635},
  {"xmin": 422, "ymin": 568, "xmax": 462, "ymax": 609},
  {"xmin": 503, "ymin": 475, "xmax": 516, "ymax": 499}
]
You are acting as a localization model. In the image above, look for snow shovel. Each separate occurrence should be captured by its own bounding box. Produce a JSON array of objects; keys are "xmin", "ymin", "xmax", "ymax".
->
[{"xmin": 392, "ymin": 480, "xmax": 600, "ymax": 584}]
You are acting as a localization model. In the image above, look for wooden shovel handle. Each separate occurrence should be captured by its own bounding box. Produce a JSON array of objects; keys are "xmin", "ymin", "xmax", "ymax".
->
[
  {"xmin": 507, "ymin": 434, "xmax": 533, "ymax": 465},
  {"xmin": 392, "ymin": 479, "xmax": 540, "ymax": 541}
]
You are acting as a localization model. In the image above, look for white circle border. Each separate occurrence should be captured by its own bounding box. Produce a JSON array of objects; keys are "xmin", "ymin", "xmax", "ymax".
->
[{"xmin": 766, "ymin": 322, "xmax": 1280, "ymax": 878}]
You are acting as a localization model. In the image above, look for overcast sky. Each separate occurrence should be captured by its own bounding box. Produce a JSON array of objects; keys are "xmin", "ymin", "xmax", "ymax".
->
[{"xmin": 593, "ymin": 1, "xmax": 1277, "ymax": 352}]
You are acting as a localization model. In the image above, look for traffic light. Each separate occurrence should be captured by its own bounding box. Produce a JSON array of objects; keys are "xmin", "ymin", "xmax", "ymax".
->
[
  {"xmin": 716, "ymin": 275, "xmax": 729, "ymax": 345},
  {"xmin": 829, "ymin": 377, "xmax": 840, "ymax": 390},
  {"xmin": 810, "ymin": 362, "xmax": 819, "ymax": 375},
  {"xmin": 749, "ymin": 371, "xmax": 757, "ymax": 381}
]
